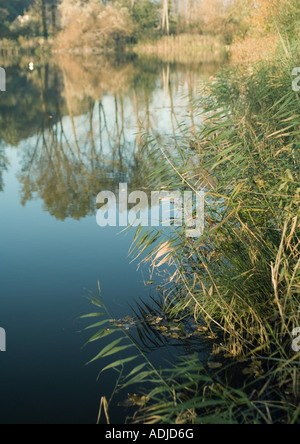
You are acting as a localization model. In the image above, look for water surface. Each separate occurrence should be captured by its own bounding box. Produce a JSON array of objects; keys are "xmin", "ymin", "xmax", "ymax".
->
[{"xmin": 0, "ymin": 53, "xmax": 223, "ymax": 424}]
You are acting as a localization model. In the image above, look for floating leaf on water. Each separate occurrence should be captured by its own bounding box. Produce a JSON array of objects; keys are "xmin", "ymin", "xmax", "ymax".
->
[
  {"xmin": 207, "ymin": 362, "xmax": 223, "ymax": 370},
  {"xmin": 149, "ymin": 317, "xmax": 163, "ymax": 325},
  {"xmin": 170, "ymin": 334, "xmax": 180, "ymax": 339},
  {"xmin": 110, "ymin": 316, "xmax": 136, "ymax": 329},
  {"xmin": 157, "ymin": 326, "xmax": 168, "ymax": 332},
  {"xmin": 123, "ymin": 316, "xmax": 135, "ymax": 323},
  {"xmin": 197, "ymin": 326, "xmax": 208, "ymax": 333},
  {"xmin": 127, "ymin": 394, "xmax": 148, "ymax": 407},
  {"xmin": 169, "ymin": 324, "xmax": 180, "ymax": 332},
  {"xmin": 122, "ymin": 324, "xmax": 132, "ymax": 330}
]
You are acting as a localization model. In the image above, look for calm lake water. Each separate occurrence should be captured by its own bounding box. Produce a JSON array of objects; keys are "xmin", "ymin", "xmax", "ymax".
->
[{"xmin": 0, "ymin": 53, "xmax": 223, "ymax": 424}]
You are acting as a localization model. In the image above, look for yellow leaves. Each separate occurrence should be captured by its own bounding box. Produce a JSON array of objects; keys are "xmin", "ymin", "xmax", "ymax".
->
[
  {"xmin": 148, "ymin": 316, "xmax": 164, "ymax": 325},
  {"xmin": 152, "ymin": 241, "xmax": 173, "ymax": 268},
  {"xmin": 169, "ymin": 333, "xmax": 180, "ymax": 339},
  {"xmin": 157, "ymin": 326, "xmax": 168, "ymax": 332},
  {"xmin": 110, "ymin": 316, "xmax": 136, "ymax": 330},
  {"xmin": 118, "ymin": 394, "xmax": 148, "ymax": 408},
  {"xmin": 207, "ymin": 362, "xmax": 223, "ymax": 370},
  {"xmin": 250, "ymin": 0, "xmax": 291, "ymax": 33},
  {"xmin": 267, "ymin": 126, "xmax": 294, "ymax": 139},
  {"xmin": 251, "ymin": 0, "xmax": 280, "ymax": 30},
  {"xmin": 97, "ymin": 396, "xmax": 110, "ymax": 425},
  {"xmin": 153, "ymin": 241, "xmax": 172, "ymax": 260},
  {"xmin": 169, "ymin": 270, "xmax": 178, "ymax": 283},
  {"xmin": 274, "ymin": 147, "xmax": 289, "ymax": 158},
  {"xmin": 57, "ymin": 0, "xmax": 134, "ymax": 51},
  {"xmin": 196, "ymin": 326, "xmax": 209, "ymax": 333},
  {"xmin": 128, "ymin": 394, "xmax": 148, "ymax": 407}
]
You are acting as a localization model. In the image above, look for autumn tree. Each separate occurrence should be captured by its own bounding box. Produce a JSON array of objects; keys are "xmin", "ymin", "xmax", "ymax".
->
[
  {"xmin": 57, "ymin": 0, "xmax": 134, "ymax": 52},
  {"xmin": 235, "ymin": 0, "xmax": 300, "ymax": 39},
  {"xmin": 162, "ymin": 0, "xmax": 169, "ymax": 35}
]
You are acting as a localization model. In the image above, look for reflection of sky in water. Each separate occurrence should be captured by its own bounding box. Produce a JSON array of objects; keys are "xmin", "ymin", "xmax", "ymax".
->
[
  {"xmin": 56, "ymin": 85, "xmax": 198, "ymax": 158},
  {"xmin": 0, "ymin": 147, "xmax": 159, "ymax": 424},
  {"xmin": 0, "ymin": 61, "xmax": 210, "ymax": 424}
]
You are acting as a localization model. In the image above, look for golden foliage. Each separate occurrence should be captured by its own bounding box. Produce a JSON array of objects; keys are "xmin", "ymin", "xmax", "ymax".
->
[
  {"xmin": 231, "ymin": 35, "xmax": 278, "ymax": 63},
  {"xmin": 199, "ymin": 0, "xmax": 227, "ymax": 36},
  {"xmin": 229, "ymin": 0, "xmax": 291, "ymax": 62},
  {"xmin": 250, "ymin": 0, "xmax": 284, "ymax": 33},
  {"xmin": 56, "ymin": 0, "xmax": 134, "ymax": 53}
]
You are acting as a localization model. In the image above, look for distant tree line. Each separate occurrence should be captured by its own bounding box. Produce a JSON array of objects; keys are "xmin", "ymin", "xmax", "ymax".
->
[
  {"xmin": 0, "ymin": 0, "xmax": 299, "ymax": 45},
  {"xmin": 0, "ymin": 0, "xmax": 58, "ymax": 39}
]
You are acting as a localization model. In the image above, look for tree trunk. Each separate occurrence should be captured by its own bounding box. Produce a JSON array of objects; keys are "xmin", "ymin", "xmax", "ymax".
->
[
  {"xmin": 51, "ymin": 0, "xmax": 56, "ymax": 35},
  {"xmin": 162, "ymin": 0, "xmax": 170, "ymax": 35},
  {"xmin": 41, "ymin": 0, "xmax": 48, "ymax": 39}
]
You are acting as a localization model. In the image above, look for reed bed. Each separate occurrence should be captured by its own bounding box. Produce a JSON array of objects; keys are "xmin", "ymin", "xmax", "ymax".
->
[
  {"xmin": 85, "ymin": 42, "xmax": 300, "ymax": 424},
  {"xmin": 134, "ymin": 34, "xmax": 228, "ymax": 65}
]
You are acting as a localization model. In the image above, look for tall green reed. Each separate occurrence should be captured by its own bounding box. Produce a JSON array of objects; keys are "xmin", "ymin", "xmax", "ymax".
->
[
  {"xmin": 133, "ymin": 47, "xmax": 300, "ymax": 357},
  {"xmin": 85, "ymin": 45, "xmax": 300, "ymax": 424}
]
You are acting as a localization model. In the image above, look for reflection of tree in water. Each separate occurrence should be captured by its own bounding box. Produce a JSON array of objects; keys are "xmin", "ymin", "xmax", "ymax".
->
[
  {"xmin": 0, "ymin": 59, "xmax": 65, "ymax": 146},
  {"xmin": 0, "ymin": 145, "xmax": 7, "ymax": 191},
  {"xmin": 9, "ymin": 54, "xmax": 221, "ymax": 220},
  {"xmin": 18, "ymin": 111, "xmax": 142, "ymax": 221},
  {"xmin": 19, "ymin": 130, "xmax": 143, "ymax": 221},
  {"xmin": 18, "ymin": 59, "xmax": 147, "ymax": 220}
]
